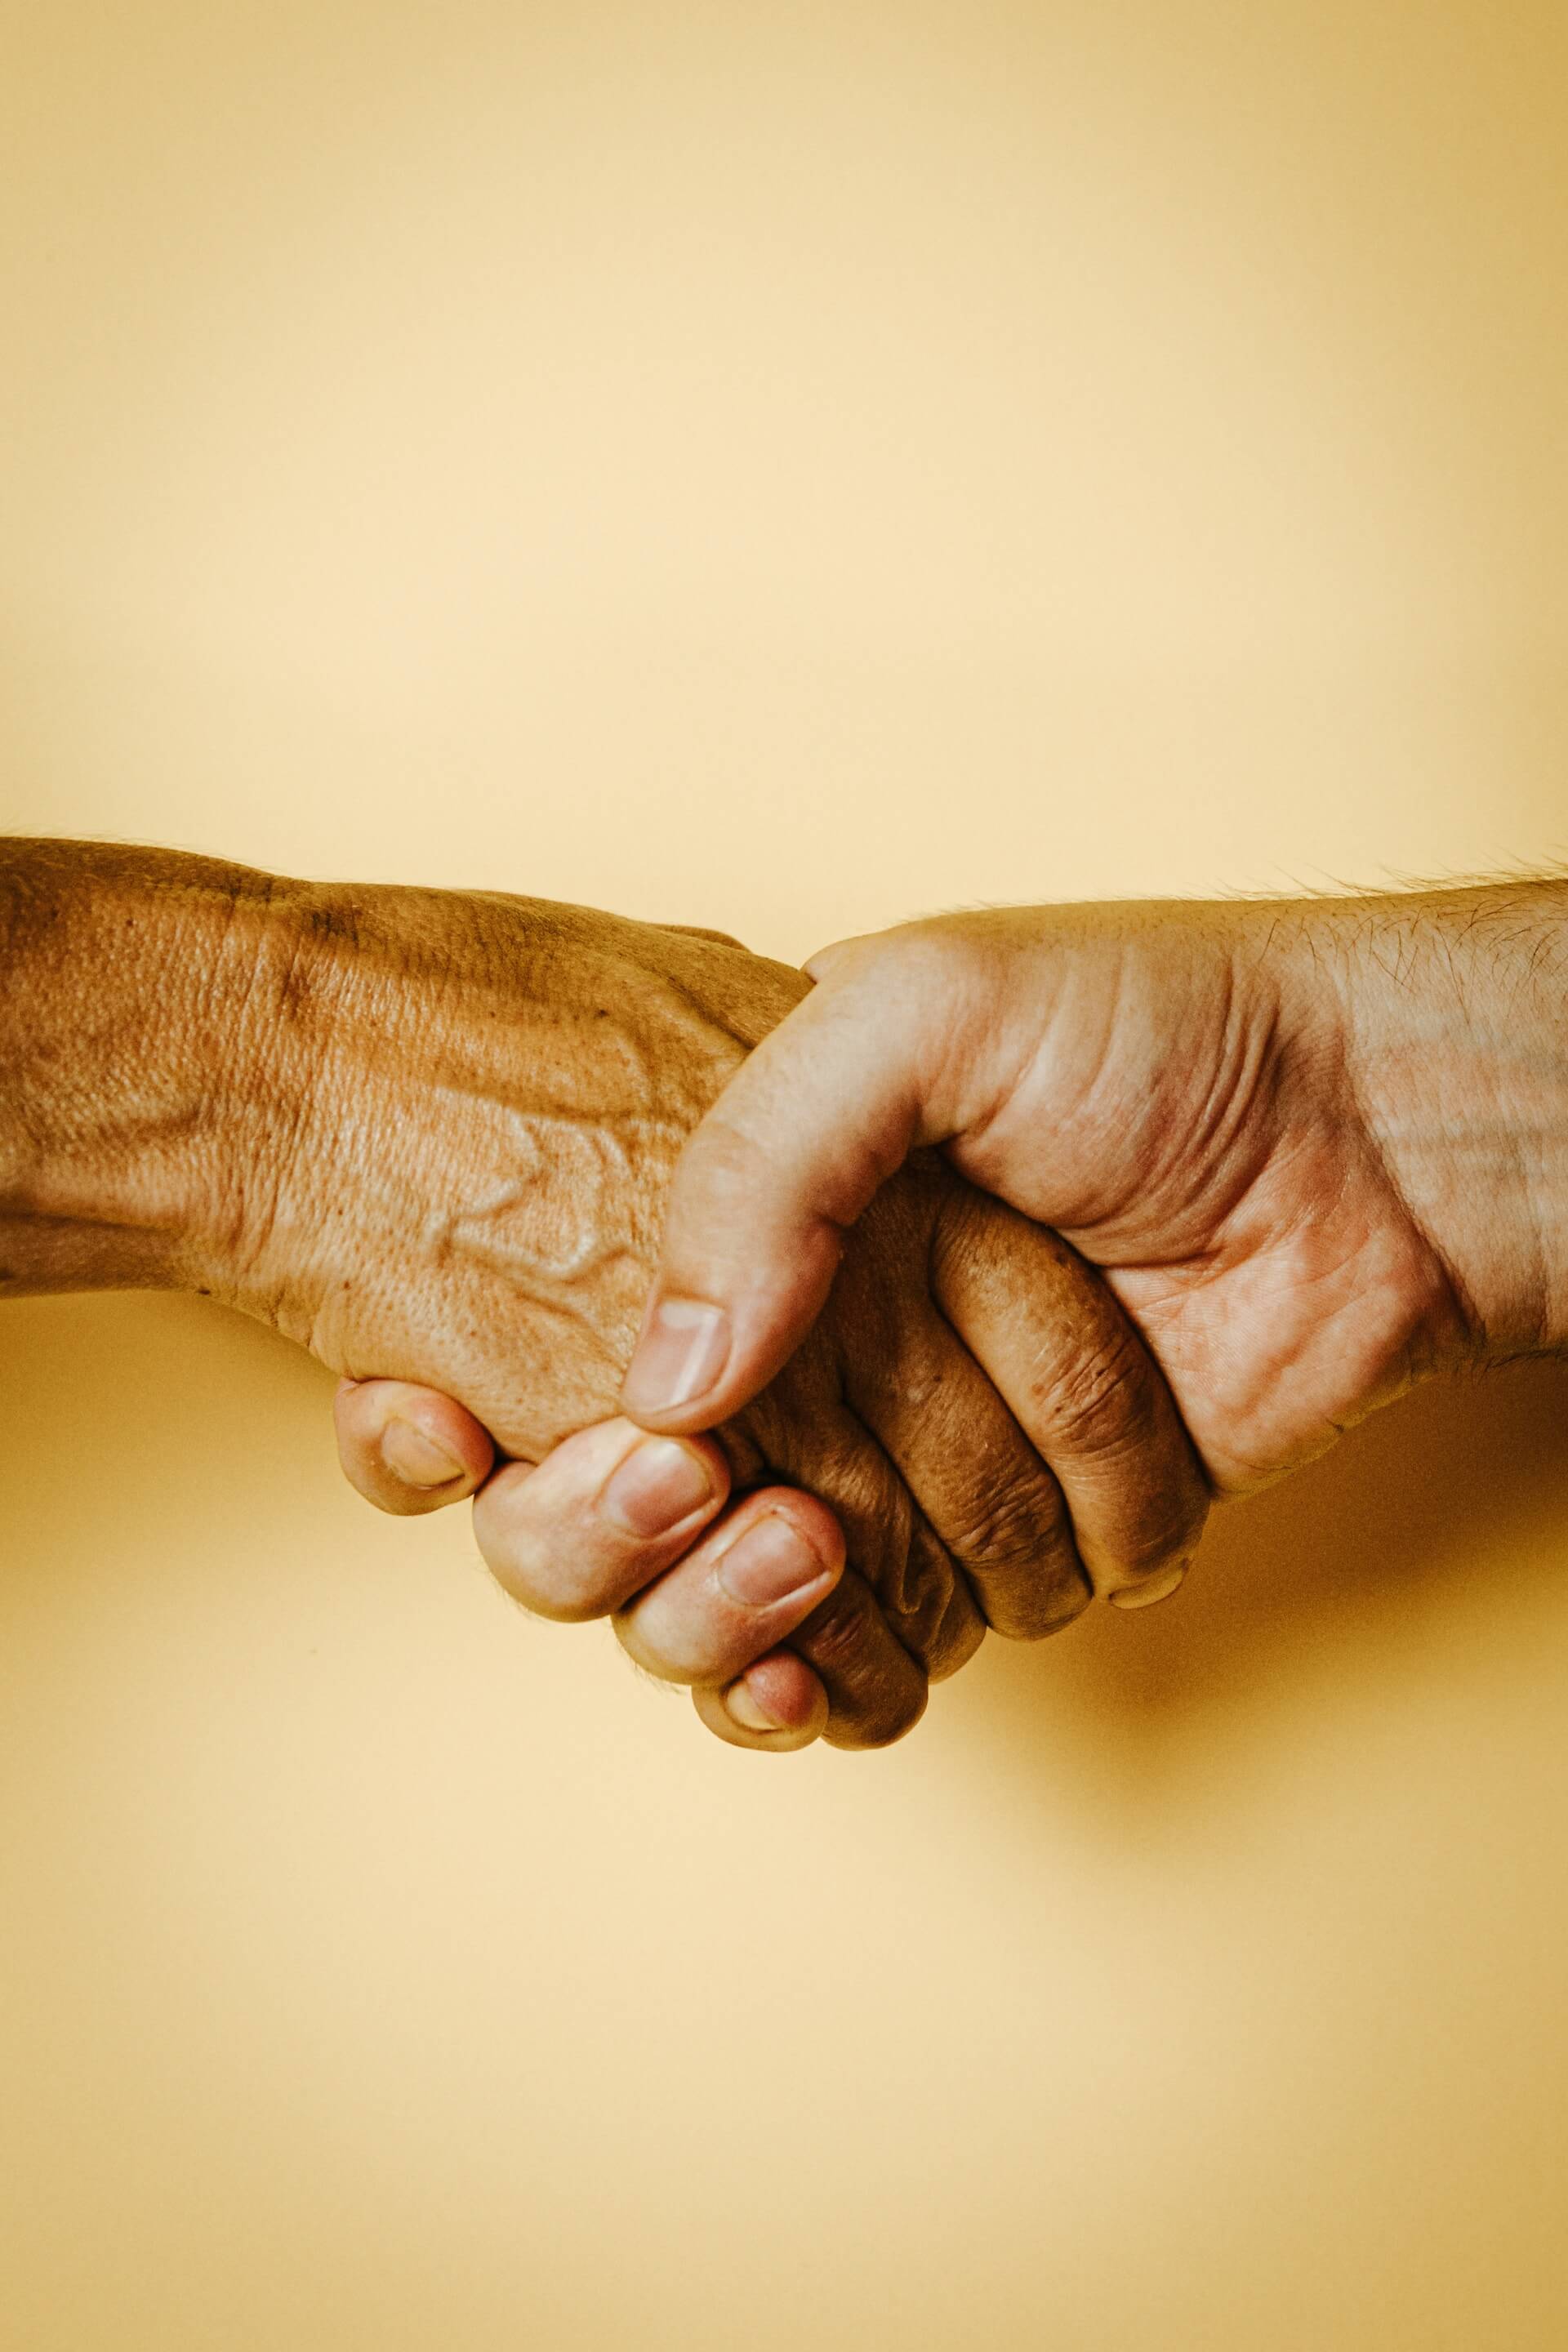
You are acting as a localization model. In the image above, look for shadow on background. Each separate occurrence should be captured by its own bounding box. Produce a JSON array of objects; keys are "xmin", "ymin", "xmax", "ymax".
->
[
  {"xmin": 10, "ymin": 1295, "xmax": 1568, "ymax": 1820},
  {"xmin": 964, "ymin": 1353, "xmax": 1568, "ymax": 1792}
]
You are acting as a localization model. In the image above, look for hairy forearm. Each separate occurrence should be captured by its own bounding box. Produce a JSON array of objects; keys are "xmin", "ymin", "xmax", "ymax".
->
[{"xmin": 0, "ymin": 839, "xmax": 319, "ymax": 1298}]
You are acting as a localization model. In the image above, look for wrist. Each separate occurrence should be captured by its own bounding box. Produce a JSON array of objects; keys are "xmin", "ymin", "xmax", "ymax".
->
[
  {"xmin": 0, "ymin": 841, "xmax": 323, "ymax": 1299},
  {"xmin": 1298, "ymin": 883, "xmax": 1568, "ymax": 1362}
]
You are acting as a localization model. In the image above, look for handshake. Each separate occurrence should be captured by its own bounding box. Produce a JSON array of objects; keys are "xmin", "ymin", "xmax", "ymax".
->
[{"xmin": 7, "ymin": 842, "xmax": 1566, "ymax": 1749}]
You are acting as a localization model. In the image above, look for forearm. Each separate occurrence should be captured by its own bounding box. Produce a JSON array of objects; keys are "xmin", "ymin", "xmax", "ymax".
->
[
  {"xmin": 0, "ymin": 839, "xmax": 316, "ymax": 1299},
  {"xmin": 1281, "ymin": 880, "xmax": 1568, "ymax": 1361}
]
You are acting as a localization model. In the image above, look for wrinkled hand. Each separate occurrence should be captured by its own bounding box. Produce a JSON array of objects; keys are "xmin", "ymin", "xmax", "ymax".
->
[
  {"xmin": 399, "ymin": 884, "xmax": 1568, "ymax": 1751},
  {"xmin": 615, "ymin": 898, "xmax": 1471, "ymax": 1494},
  {"xmin": 248, "ymin": 886, "xmax": 1205, "ymax": 1747},
  {"xmin": 620, "ymin": 889, "xmax": 1568, "ymax": 1503}
]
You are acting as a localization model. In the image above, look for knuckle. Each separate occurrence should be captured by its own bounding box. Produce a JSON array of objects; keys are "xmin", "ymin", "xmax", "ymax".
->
[
  {"xmin": 793, "ymin": 1582, "xmax": 877, "ymax": 1676},
  {"xmin": 927, "ymin": 1459, "xmax": 1093, "ymax": 1642},
  {"xmin": 794, "ymin": 1587, "xmax": 928, "ymax": 1749},
  {"xmin": 474, "ymin": 1503, "xmax": 599, "ymax": 1624},
  {"xmin": 768, "ymin": 1412, "xmax": 916, "ymax": 1607},
  {"xmin": 940, "ymin": 1458, "xmax": 1071, "ymax": 1574},
  {"xmin": 1035, "ymin": 1323, "xmax": 1155, "ymax": 1455}
]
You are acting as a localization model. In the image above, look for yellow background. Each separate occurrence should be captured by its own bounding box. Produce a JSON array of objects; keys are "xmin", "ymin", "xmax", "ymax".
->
[{"xmin": 4, "ymin": 3, "xmax": 1567, "ymax": 2345}]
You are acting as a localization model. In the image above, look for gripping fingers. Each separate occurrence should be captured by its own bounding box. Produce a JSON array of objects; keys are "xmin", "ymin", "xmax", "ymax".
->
[
  {"xmin": 931, "ymin": 1193, "xmax": 1210, "ymax": 1605},
  {"xmin": 792, "ymin": 1569, "xmax": 930, "ymax": 1749},
  {"xmin": 335, "ymin": 1378, "xmax": 495, "ymax": 1516},
  {"xmin": 612, "ymin": 1485, "xmax": 929, "ymax": 1752},
  {"xmin": 614, "ymin": 1490, "xmax": 844, "ymax": 1682},
  {"xmin": 455, "ymin": 1414, "xmax": 841, "ymax": 1750},
  {"xmin": 833, "ymin": 1181, "xmax": 1092, "ymax": 1642},
  {"xmin": 651, "ymin": 1560, "xmax": 930, "ymax": 1753},
  {"xmin": 339, "ymin": 1389, "xmax": 849, "ymax": 1752},
  {"xmin": 473, "ymin": 1418, "xmax": 733, "ymax": 1621}
]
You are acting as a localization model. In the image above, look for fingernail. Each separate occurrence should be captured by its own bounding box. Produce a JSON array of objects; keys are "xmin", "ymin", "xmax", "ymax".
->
[
  {"xmin": 1109, "ymin": 1561, "xmax": 1189, "ymax": 1611},
  {"xmin": 621, "ymin": 1298, "xmax": 731, "ymax": 1415},
  {"xmin": 716, "ymin": 1512, "xmax": 830, "ymax": 1610},
  {"xmin": 724, "ymin": 1678, "xmax": 783, "ymax": 1732},
  {"xmin": 381, "ymin": 1419, "xmax": 465, "ymax": 1490},
  {"xmin": 599, "ymin": 1438, "xmax": 716, "ymax": 1538}
]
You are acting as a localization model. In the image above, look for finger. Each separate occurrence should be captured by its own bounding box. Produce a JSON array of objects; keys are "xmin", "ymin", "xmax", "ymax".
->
[
  {"xmin": 820, "ymin": 1173, "xmax": 1089, "ymax": 1641},
  {"xmin": 615, "ymin": 1488, "xmax": 845, "ymax": 1684},
  {"xmin": 617, "ymin": 946, "xmax": 944, "ymax": 1432},
  {"xmin": 738, "ymin": 1384, "xmax": 986, "ymax": 1683},
  {"xmin": 334, "ymin": 1378, "xmax": 495, "ymax": 1517},
  {"xmin": 839, "ymin": 1306, "xmax": 1091, "ymax": 1642},
  {"xmin": 931, "ymin": 1191, "xmax": 1210, "ymax": 1604},
  {"xmin": 793, "ymin": 1568, "xmax": 929, "ymax": 1750},
  {"xmin": 473, "ymin": 1417, "xmax": 733, "ymax": 1622},
  {"xmin": 693, "ymin": 1655, "xmax": 830, "ymax": 1753},
  {"xmin": 616, "ymin": 1366, "xmax": 962, "ymax": 1748}
]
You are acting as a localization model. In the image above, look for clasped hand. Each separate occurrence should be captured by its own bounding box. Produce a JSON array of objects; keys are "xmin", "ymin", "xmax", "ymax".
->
[
  {"xmin": 333, "ymin": 884, "xmax": 1557, "ymax": 1752},
  {"xmin": 311, "ymin": 891, "xmax": 1205, "ymax": 1751}
]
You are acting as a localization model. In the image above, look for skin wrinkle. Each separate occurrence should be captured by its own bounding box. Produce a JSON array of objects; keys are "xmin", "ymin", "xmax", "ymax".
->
[
  {"xmin": 991, "ymin": 960, "xmax": 1125, "ymax": 1214},
  {"xmin": 40, "ymin": 842, "xmax": 1471, "ymax": 1749},
  {"xmin": 559, "ymin": 877, "xmax": 1568, "ymax": 1731},
  {"xmin": 1130, "ymin": 1196, "xmax": 1441, "ymax": 1490},
  {"xmin": 923, "ymin": 1183, "xmax": 1192, "ymax": 1604},
  {"xmin": 973, "ymin": 924, "xmax": 1243, "ymax": 1257},
  {"xmin": 217, "ymin": 893, "xmax": 352, "ymax": 1294},
  {"xmin": 1177, "ymin": 960, "xmax": 1282, "ymax": 1202},
  {"xmin": 833, "ymin": 1172, "xmax": 1040, "ymax": 1633},
  {"xmin": 1470, "ymin": 917, "xmax": 1562, "ymax": 1348},
  {"xmin": 833, "ymin": 1411, "xmax": 959, "ymax": 1665},
  {"xmin": 1331, "ymin": 911, "xmax": 1519, "ymax": 1361},
  {"xmin": 908, "ymin": 933, "xmax": 1013, "ymax": 1143}
]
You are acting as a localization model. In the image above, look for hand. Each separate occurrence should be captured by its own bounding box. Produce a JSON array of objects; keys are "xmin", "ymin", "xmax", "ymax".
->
[
  {"xmin": 207, "ymin": 877, "xmax": 1205, "ymax": 1746},
  {"xmin": 3, "ymin": 843, "xmax": 1209, "ymax": 1749},
  {"xmin": 339, "ymin": 1152, "xmax": 1206, "ymax": 1752},
  {"xmin": 612, "ymin": 886, "xmax": 1568, "ymax": 1499}
]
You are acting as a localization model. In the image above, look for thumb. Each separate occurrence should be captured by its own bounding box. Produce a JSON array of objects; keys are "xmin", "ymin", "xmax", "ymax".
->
[{"xmin": 619, "ymin": 946, "xmax": 939, "ymax": 1432}]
